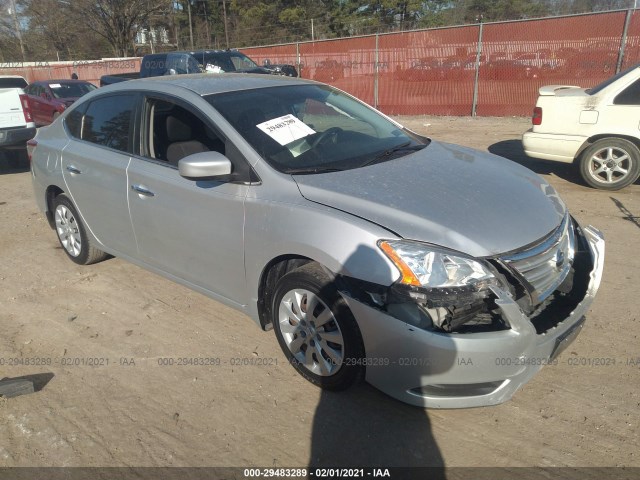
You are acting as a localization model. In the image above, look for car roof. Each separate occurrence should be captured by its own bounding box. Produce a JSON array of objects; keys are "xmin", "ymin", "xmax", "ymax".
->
[{"xmin": 104, "ymin": 73, "xmax": 313, "ymax": 96}]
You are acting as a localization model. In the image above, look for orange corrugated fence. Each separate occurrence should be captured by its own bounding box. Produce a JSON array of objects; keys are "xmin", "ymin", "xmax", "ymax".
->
[
  {"xmin": 0, "ymin": 59, "xmax": 141, "ymax": 86},
  {"xmin": 2, "ymin": 10, "xmax": 638, "ymax": 116},
  {"xmin": 241, "ymin": 10, "xmax": 639, "ymax": 116}
]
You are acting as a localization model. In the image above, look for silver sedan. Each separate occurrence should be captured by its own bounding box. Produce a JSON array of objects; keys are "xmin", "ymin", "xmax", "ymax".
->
[{"xmin": 30, "ymin": 74, "xmax": 605, "ymax": 408}]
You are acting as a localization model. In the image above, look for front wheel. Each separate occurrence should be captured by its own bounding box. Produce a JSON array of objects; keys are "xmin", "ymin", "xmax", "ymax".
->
[
  {"xmin": 272, "ymin": 263, "xmax": 365, "ymax": 391},
  {"xmin": 53, "ymin": 194, "xmax": 108, "ymax": 265},
  {"xmin": 579, "ymin": 138, "xmax": 640, "ymax": 190}
]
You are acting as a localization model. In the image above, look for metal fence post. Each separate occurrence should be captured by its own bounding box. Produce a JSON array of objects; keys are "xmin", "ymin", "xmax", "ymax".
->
[
  {"xmin": 374, "ymin": 33, "xmax": 379, "ymax": 109},
  {"xmin": 617, "ymin": 9, "xmax": 633, "ymax": 74},
  {"xmin": 471, "ymin": 21, "xmax": 484, "ymax": 117}
]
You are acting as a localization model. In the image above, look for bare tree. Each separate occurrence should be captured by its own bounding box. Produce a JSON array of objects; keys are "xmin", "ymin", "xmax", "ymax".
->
[{"xmin": 73, "ymin": 0, "xmax": 172, "ymax": 57}]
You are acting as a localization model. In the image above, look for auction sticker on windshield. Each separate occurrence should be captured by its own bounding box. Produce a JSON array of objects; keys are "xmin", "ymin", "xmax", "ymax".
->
[{"xmin": 256, "ymin": 114, "xmax": 315, "ymax": 146}]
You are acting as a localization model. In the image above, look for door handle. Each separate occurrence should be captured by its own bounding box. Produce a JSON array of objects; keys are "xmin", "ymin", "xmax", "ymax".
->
[
  {"xmin": 131, "ymin": 184, "xmax": 155, "ymax": 197},
  {"xmin": 66, "ymin": 165, "xmax": 82, "ymax": 174}
]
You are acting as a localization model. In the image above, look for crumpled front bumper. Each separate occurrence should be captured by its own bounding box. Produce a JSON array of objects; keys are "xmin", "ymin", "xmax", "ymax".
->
[{"xmin": 341, "ymin": 225, "xmax": 605, "ymax": 408}]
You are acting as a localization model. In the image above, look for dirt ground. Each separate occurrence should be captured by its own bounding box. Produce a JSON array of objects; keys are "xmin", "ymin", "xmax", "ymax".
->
[{"xmin": 0, "ymin": 116, "xmax": 638, "ymax": 470}]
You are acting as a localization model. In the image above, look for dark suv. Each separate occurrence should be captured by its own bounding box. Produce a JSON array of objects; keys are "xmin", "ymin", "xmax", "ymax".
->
[{"xmin": 100, "ymin": 50, "xmax": 297, "ymax": 86}]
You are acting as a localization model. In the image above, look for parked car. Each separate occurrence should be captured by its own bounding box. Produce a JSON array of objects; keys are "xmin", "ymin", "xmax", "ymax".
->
[
  {"xmin": 523, "ymin": 63, "xmax": 640, "ymax": 190},
  {"xmin": 100, "ymin": 50, "xmax": 297, "ymax": 86},
  {"xmin": 514, "ymin": 52, "xmax": 564, "ymax": 70},
  {"xmin": 262, "ymin": 59, "xmax": 298, "ymax": 77},
  {"xmin": 0, "ymin": 75, "xmax": 36, "ymax": 163},
  {"xmin": 24, "ymin": 80, "xmax": 97, "ymax": 126},
  {"xmin": 30, "ymin": 74, "xmax": 604, "ymax": 408},
  {"xmin": 483, "ymin": 60, "xmax": 539, "ymax": 81}
]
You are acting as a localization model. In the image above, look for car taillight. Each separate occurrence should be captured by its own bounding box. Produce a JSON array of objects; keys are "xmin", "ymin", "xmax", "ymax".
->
[
  {"xmin": 532, "ymin": 106, "xmax": 542, "ymax": 126},
  {"xmin": 27, "ymin": 139, "xmax": 37, "ymax": 164},
  {"xmin": 19, "ymin": 94, "xmax": 33, "ymax": 123}
]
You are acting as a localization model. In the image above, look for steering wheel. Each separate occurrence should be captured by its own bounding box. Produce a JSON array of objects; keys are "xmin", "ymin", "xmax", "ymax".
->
[{"xmin": 310, "ymin": 127, "xmax": 342, "ymax": 148}]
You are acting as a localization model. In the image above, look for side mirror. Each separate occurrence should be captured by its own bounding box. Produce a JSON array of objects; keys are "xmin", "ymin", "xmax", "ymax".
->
[{"xmin": 178, "ymin": 151, "xmax": 232, "ymax": 179}]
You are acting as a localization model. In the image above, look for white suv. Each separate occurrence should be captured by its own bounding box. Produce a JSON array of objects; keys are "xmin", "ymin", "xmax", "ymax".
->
[
  {"xmin": 0, "ymin": 75, "xmax": 36, "ymax": 164},
  {"xmin": 522, "ymin": 64, "xmax": 640, "ymax": 190}
]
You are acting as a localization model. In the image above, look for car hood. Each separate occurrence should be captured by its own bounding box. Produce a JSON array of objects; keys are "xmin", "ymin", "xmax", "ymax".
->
[{"xmin": 292, "ymin": 141, "xmax": 566, "ymax": 258}]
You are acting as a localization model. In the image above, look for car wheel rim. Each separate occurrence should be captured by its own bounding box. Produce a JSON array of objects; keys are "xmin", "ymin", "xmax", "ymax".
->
[
  {"xmin": 278, "ymin": 288, "xmax": 344, "ymax": 376},
  {"xmin": 55, "ymin": 205, "xmax": 82, "ymax": 257},
  {"xmin": 588, "ymin": 146, "xmax": 632, "ymax": 184}
]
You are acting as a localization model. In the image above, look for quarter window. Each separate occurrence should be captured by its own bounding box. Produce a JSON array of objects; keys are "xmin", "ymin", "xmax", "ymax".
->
[
  {"xmin": 65, "ymin": 107, "xmax": 84, "ymax": 138},
  {"xmin": 82, "ymin": 94, "xmax": 136, "ymax": 152}
]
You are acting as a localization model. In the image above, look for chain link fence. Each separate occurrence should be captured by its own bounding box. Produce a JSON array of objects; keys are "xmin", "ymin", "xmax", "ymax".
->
[
  {"xmin": 1, "ymin": 10, "xmax": 638, "ymax": 117},
  {"xmin": 242, "ymin": 9, "xmax": 639, "ymax": 116}
]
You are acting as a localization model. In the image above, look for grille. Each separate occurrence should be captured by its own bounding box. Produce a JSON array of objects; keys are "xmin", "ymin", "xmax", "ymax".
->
[{"xmin": 501, "ymin": 215, "xmax": 575, "ymax": 305}]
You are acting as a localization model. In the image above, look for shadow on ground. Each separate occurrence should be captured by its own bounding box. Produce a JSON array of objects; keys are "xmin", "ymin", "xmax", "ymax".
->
[
  {"xmin": 310, "ymin": 383, "xmax": 445, "ymax": 473},
  {"xmin": 489, "ymin": 140, "xmax": 583, "ymax": 185},
  {"xmin": 611, "ymin": 196, "xmax": 640, "ymax": 229},
  {"xmin": 0, "ymin": 148, "xmax": 30, "ymax": 174}
]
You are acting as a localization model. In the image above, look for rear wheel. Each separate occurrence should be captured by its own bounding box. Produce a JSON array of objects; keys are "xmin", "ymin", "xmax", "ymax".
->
[
  {"xmin": 272, "ymin": 263, "xmax": 365, "ymax": 391},
  {"xmin": 579, "ymin": 138, "xmax": 640, "ymax": 190},
  {"xmin": 53, "ymin": 194, "xmax": 108, "ymax": 265}
]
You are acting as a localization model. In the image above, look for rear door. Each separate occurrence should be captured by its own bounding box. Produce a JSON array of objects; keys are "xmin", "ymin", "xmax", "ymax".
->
[
  {"xmin": 60, "ymin": 93, "xmax": 139, "ymax": 257},
  {"xmin": 601, "ymin": 78, "xmax": 640, "ymax": 136},
  {"xmin": 30, "ymin": 85, "xmax": 46, "ymax": 125}
]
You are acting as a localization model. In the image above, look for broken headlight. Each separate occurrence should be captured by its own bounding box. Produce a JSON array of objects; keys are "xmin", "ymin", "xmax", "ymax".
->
[
  {"xmin": 379, "ymin": 240, "xmax": 508, "ymax": 332},
  {"xmin": 379, "ymin": 240, "xmax": 499, "ymax": 290}
]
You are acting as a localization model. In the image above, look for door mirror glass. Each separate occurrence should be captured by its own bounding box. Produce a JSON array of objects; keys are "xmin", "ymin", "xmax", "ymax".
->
[{"xmin": 178, "ymin": 151, "xmax": 232, "ymax": 179}]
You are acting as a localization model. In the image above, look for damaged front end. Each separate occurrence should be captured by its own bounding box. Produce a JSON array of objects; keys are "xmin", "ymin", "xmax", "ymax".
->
[{"xmin": 338, "ymin": 216, "xmax": 605, "ymax": 408}]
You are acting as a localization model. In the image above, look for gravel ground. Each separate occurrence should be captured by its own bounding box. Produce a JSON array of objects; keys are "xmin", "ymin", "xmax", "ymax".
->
[{"xmin": 0, "ymin": 115, "xmax": 638, "ymax": 470}]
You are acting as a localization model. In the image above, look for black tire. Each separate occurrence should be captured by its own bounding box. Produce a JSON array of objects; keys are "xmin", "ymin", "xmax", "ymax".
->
[
  {"xmin": 52, "ymin": 194, "xmax": 108, "ymax": 265},
  {"xmin": 579, "ymin": 138, "xmax": 640, "ymax": 191},
  {"xmin": 272, "ymin": 263, "xmax": 365, "ymax": 391}
]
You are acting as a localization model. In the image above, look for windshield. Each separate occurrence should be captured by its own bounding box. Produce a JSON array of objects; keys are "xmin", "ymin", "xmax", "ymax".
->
[
  {"xmin": 206, "ymin": 85, "xmax": 428, "ymax": 174},
  {"xmin": 49, "ymin": 82, "xmax": 96, "ymax": 99}
]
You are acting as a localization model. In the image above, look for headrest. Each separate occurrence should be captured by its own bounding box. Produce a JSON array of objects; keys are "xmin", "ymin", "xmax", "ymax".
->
[{"xmin": 166, "ymin": 115, "xmax": 192, "ymax": 142}]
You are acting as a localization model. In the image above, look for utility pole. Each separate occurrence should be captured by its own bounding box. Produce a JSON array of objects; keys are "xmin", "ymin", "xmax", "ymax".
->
[
  {"xmin": 222, "ymin": 0, "xmax": 229, "ymax": 49},
  {"xmin": 187, "ymin": 0, "xmax": 194, "ymax": 49},
  {"xmin": 203, "ymin": 1, "xmax": 211, "ymax": 48},
  {"xmin": 8, "ymin": 0, "xmax": 26, "ymax": 62}
]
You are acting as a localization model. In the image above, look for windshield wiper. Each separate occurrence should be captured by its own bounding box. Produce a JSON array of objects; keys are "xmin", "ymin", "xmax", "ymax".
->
[
  {"xmin": 287, "ymin": 167, "xmax": 344, "ymax": 175},
  {"xmin": 360, "ymin": 142, "xmax": 427, "ymax": 168}
]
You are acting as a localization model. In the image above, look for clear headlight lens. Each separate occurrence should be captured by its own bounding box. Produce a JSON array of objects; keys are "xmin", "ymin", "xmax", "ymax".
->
[{"xmin": 379, "ymin": 240, "xmax": 497, "ymax": 289}]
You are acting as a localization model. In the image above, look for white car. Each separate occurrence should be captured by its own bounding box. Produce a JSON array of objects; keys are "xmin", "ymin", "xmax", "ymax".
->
[{"xmin": 522, "ymin": 64, "xmax": 640, "ymax": 190}]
